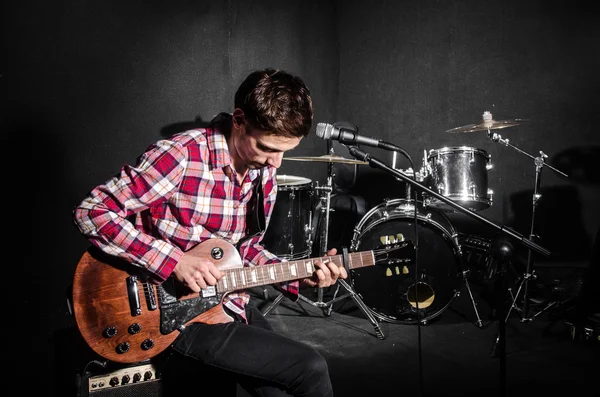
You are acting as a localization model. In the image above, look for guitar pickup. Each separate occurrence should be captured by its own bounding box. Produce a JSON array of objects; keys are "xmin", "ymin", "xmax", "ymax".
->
[
  {"xmin": 145, "ymin": 283, "xmax": 157, "ymax": 310},
  {"xmin": 127, "ymin": 276, "xmax": 142, "ymax": 316}
]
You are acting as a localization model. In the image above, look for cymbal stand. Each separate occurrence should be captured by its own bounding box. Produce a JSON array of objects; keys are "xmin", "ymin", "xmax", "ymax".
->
[
  {"xmin": 487, "ymin": 129, "xmax": 568, "ymax": 322},
  {"xmin": 298, "ymin": 148, "xmax": 385, "ymax": 339}
]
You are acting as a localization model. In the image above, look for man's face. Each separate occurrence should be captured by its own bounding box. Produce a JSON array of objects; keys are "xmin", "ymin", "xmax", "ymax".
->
[
  {"xmin": 238, "ymin": 127, "xmax": 302, "ymax": 169},
  {"xmin": 233, "ymin": 111, "xmax": 303, "ymax": 169}
]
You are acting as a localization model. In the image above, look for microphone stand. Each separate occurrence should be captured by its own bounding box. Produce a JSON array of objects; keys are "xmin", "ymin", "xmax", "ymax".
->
[
  {"xmin": 487, "ymin": 131, "xmax": 568, "ymax": 323},
  {"xmin": 347, "ymin": 145, "xmax": 551, "ymax": 396}
]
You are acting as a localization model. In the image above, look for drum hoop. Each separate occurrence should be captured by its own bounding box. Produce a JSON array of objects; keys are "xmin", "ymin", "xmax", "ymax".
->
[
  {"xmin": 428, "ymin": 146, "xmax": 489, "ymax": 158},
  {"xmin": 355, "ymin": 198, "xmax": 421, "ymax": 230},
  {"xmin": 352, "ymin": 206, "xmax": 459, "ymax": 252}
]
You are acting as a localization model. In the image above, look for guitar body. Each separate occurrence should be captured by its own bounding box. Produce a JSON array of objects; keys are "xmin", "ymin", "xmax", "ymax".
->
[
  {"xmin": 72, "ymin": 239, "xmax": 243, "ymax": 364},
  {"xmin": 72, "ymin": 237, "xmax": 393, "ymax": 364}
]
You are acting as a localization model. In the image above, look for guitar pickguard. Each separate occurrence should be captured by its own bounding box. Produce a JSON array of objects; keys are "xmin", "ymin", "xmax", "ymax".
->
[{"xmin": 157, "ymin": 280, "xmax": 225, "ymax": 333}]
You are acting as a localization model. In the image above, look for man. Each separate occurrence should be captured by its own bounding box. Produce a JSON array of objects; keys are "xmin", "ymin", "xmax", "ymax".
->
[{"xmin": 73, "ymin": 68, "xmax": 346, "ymax": 396}]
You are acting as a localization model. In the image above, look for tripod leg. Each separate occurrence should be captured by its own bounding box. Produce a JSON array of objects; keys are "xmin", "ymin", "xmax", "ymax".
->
[
  {"xmin": 326, "ymin": 283, "xmax": 342, "ymax": 316},
  {"xmin": 262, "ymin": 293, "xmax": 286, "ymax": 316},
  {"xmin": 337, "ymin": 279, "xmax": 385, "ymax": 339},
  {"xmin": 462, "ymin": 270, "xmax": 483, "ymax": 328}
]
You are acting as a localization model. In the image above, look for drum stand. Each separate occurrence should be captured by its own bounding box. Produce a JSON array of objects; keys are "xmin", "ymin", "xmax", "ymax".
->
[
  {"xmin": 487, "ymin": 130, "xmax": 568, "ymax": 323},
  {"xmin": 263, "ymin": 152, "xmax": 386, "ymax": 340}
]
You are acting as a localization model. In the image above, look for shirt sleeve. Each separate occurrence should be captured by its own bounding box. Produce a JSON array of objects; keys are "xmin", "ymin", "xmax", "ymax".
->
[
  {"xmin": 237, "ymin": 167, "xmax": 300, "ymax": 300},
  {"xmin": 72, "ymin": 139, "xmax": 189, "ymax": 283}
]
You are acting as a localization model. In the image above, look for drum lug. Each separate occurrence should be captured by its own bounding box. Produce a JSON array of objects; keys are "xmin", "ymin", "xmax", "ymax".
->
[
  {"xmin": 436, "ymin": 183, "xmax": 445, "ymax": 195},
  {"xmin": 469, "ymin": 182, "xmax": 477, "ymax": 196},
  {"xmin": 486, "ymin": 153, "xmax": 493, "ymax": 170}
]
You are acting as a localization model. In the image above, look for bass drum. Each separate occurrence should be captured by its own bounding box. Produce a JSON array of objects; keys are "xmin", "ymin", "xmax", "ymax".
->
[{"xmin": 350, "ymin": 199, "xmax": 463, "ymax": 324}]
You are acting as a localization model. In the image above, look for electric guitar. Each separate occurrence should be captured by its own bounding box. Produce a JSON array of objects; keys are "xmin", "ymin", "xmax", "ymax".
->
[{"xmin": 72, "ymin": 238, "xmax": 409, "ymax": 363}]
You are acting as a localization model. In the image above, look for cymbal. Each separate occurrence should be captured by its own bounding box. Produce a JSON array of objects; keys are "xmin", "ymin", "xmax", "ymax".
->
[
  {"xmin": 284, "ymin": 154, "xmax": 368, "ymax": 165},
  {"xmin": 446, "ymin": 117, "xmax": 528, "ymax": 133}
]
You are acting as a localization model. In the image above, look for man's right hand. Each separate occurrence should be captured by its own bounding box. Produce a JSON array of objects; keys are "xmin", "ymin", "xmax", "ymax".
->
[{"xmin": 172, "ymin": 252, "xmax": 224, "ymax": 292}]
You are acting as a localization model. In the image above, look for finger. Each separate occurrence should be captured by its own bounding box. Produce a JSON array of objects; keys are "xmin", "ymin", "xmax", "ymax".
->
[
  {"xmin": 338, "ymin": 266, "xmax": 348, "ymax": 279},
  {"xmin": 210, "ymin": 268, "xmax": 224, "ymax": 280},
  {"xmin": 303, "ymin": 278, "xmax": 317, "ymax": 287},
  {"xmin": 315, "ymin": 260, "xmax": 332, "ymax": 278},
  {"xmin": 194, "ymin": 268, "xmax": 216, "ymax": 284},
  {"xmin": 327, "ymin": 248, "xmax": 337, "ymax": 255},
  {"xmin": 326, "ymin": 262, "xmax": 340, "ymax": 278},
  {"xmin": 195, "ymin": 278, "xmax": 208, "ymax": 290},
  {"xmin": 199, "ymin": 271, "xmax": 218, "ymax": 286},
  {"xmin": 184, "ymin": 278, "xmax": 201, "ymax": 293},
  {"xmin": 314, "ymin": 268, "xmax": 326, "ymax": 284}
]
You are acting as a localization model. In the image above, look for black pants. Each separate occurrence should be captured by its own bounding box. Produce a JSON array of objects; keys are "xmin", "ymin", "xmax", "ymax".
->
[{"xmin": 164, "ymin": 304, "xmax": 334, "ymax": 397}]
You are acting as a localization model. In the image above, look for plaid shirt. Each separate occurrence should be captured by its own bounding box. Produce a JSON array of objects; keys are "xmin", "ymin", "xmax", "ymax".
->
[{"xmin": 73, "ymin": 121, "xmax": 299, "ymax": 319}]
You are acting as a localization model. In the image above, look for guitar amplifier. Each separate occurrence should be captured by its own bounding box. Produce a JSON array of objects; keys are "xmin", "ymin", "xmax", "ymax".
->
[{"xmin": 80, "ymin": 362, "xmax": 162, "ymax": 397}]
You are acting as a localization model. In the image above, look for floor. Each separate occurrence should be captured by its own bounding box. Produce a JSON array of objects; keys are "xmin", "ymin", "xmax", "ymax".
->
[
  {"xmin": 243, "ymin": 262, "xmax": 598, "ymax": 397},
  {"xmin": 61, "ymin": 259, "xmax": 598, "ymax": 397}
]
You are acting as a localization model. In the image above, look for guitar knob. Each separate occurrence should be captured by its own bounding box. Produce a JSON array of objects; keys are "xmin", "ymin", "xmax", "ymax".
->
[
  {"xmin": 128, "ymin": 323, "xmax": 142, "ymax": 334},
  {"xmin": 141, "ymin": 339, "xmax": 155, "ymax": 351},
  {"xmin": 103, "ymin": 326, "xmax": 118, "ymax": 338},
  {"xmin": 116, "ymin": 342, "xmax": 130, "ymax": 354}
]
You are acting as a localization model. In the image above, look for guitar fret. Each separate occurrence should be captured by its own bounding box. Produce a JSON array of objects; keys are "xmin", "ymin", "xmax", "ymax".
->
[
  {"xmin": 269, "ymin": 265, "xmax": 275, "ymax": 281},
  {"xmin": 216, "ymin": 244, "xmax": 384, "ymax": 294},
  {"xmin": 222, "ymin": 276, "xmax": 228, "ymax": 290},
  {"xmin": 304, "ymin": 260, "xmax": 313, "ymax": 275}
]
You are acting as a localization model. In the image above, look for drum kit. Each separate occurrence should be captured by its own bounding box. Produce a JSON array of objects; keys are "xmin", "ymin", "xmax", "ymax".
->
[{"xmin": 260, "ymin": 111, "xmax": 565, "ymax": 333}]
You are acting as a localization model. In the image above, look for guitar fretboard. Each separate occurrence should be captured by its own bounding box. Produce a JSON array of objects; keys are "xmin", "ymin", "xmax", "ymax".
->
[{"xmin": 216, "ymin": 251, "xmax": 375, "ymax": 293}]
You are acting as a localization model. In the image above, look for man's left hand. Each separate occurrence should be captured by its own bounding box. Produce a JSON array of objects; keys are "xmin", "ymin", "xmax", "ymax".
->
[{"xmin": 301, "ymin": 248, "xmax": 348, "ymax": 288}]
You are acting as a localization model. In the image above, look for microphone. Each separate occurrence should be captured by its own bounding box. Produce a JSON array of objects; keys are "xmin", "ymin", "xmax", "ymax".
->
[{"xmin": 316, "ymin": 122, "xmax": 402, "ymax": 151}]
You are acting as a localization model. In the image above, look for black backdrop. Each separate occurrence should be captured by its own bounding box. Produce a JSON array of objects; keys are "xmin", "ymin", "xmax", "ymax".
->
[{"xmin": 4, "ymin": 1, "xmax": 599, "ymax": 396}]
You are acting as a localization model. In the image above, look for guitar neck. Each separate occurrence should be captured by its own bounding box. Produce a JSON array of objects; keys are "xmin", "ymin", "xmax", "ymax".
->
[{"xmin": 216, "ymin": 251, "xmax": 374, "ymax": 293}]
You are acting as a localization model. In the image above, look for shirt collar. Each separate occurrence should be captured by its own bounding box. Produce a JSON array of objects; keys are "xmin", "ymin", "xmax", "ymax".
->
[{"xmin": 206, "ymin": 113, "xmax": 262, "ymax": 182}]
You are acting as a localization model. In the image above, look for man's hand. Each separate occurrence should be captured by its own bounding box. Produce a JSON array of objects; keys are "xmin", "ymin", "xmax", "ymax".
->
[
  {"xmin": 301, "ymin": 248, "xmax": 348, "ymax": 288},
  {"xmin": 172, "ymin": 252, "xmax": 224, "ymax": 292}
]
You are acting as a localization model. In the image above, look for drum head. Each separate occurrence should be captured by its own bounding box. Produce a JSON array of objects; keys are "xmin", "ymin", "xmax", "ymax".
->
[
  {"xmin": 350, "ymin": 206, "xmax": 462, "ymax": 324},
  {"xmin": 276, "ymin": 175, "xmax": 312, "ymax": 189}
]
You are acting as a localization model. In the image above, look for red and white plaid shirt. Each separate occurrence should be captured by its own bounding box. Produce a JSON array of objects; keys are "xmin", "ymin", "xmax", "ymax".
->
[{"xmin": 73, "ymin": 120, "xmax": 299, "ymax": 318}]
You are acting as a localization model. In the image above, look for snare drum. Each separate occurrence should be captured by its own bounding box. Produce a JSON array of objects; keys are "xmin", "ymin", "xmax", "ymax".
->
[
  {"xmin": 262, "ymin": 175, "xmax": 314, "ymax": 260},
  {"xmin": 424, "ymin": 146, "xmax": 493, "ymax": 211}
]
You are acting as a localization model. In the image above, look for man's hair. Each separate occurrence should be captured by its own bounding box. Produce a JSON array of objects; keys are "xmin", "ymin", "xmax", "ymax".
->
[{"xmin": 234, "ymin": 68, "xmax": 313, "ymax": 138}]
